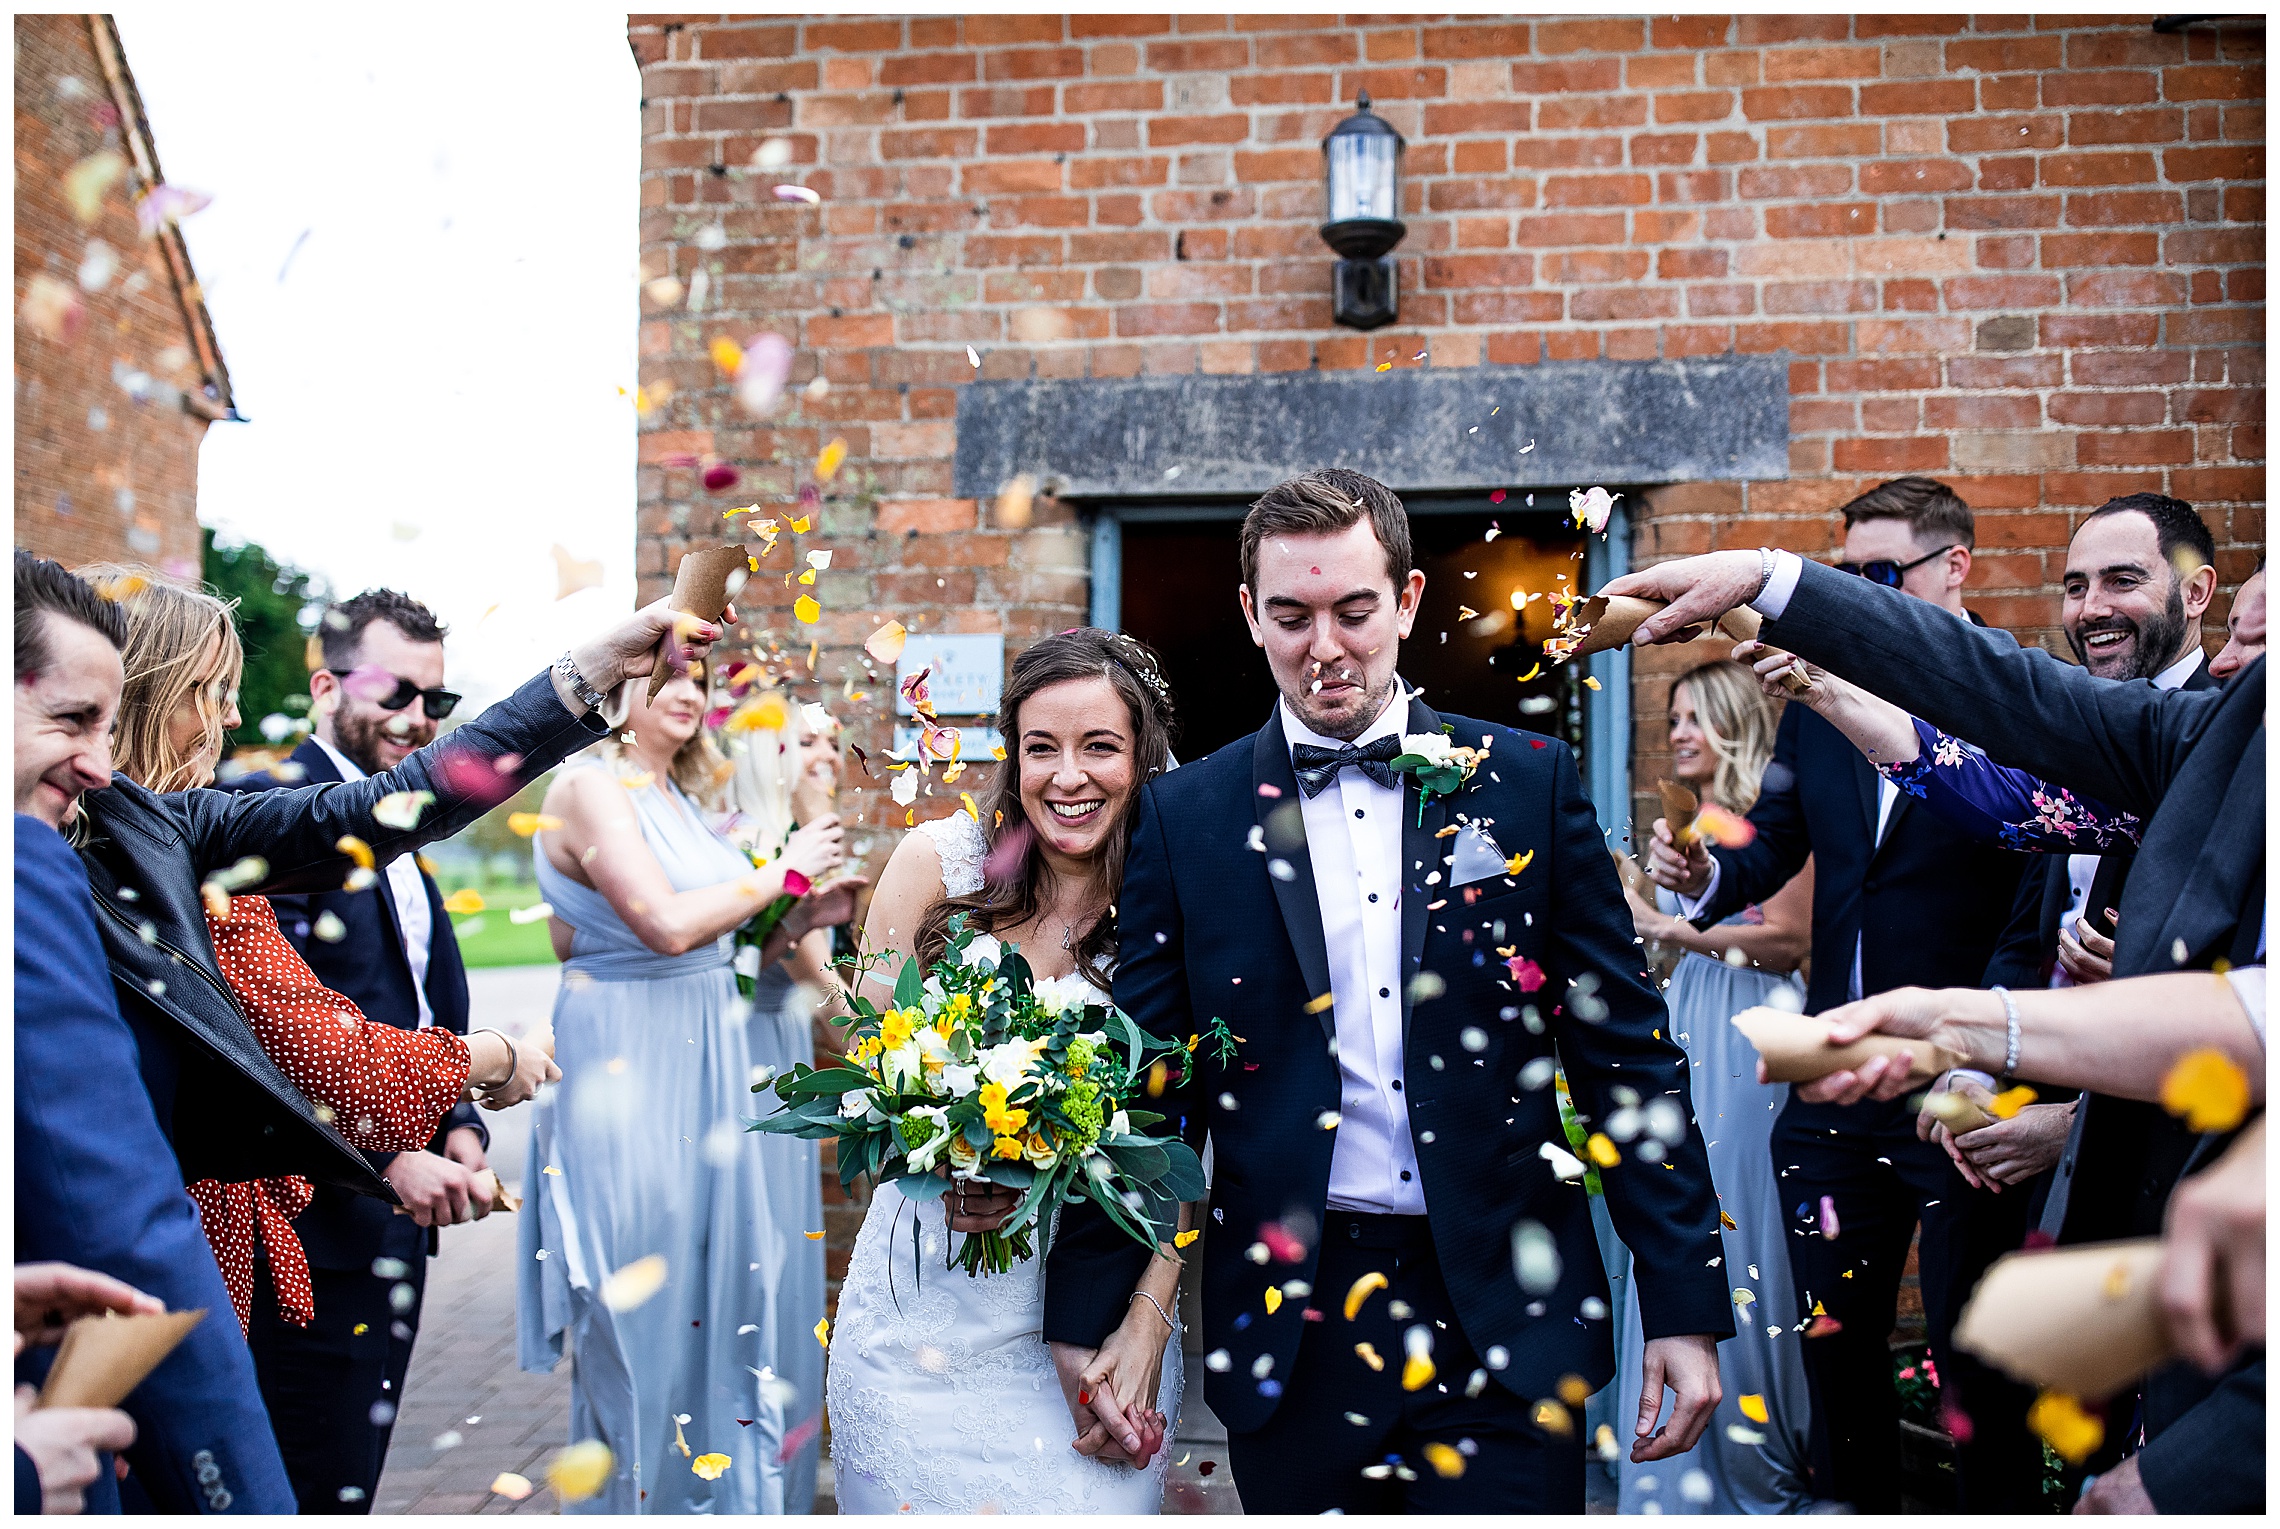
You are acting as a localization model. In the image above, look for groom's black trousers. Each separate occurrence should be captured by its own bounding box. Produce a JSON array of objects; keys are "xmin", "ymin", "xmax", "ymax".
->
[{"xmin": 1226, "ymin": 1211, "xmax": 1582, "ymax": 1514}]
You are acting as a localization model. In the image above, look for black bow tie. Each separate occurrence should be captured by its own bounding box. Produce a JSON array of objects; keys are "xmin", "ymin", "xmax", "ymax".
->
[{"xmin": 1292, "ymin": 735, "xmax": 1403, "ymax": 798}]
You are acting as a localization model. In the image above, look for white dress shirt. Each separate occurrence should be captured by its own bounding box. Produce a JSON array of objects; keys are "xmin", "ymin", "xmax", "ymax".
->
[
  {"xmin": 1284, "ymin": 693, "xmax": 1427, "ymax": 1216},
  {"xmin": 2050, "ymin": 646, "xmax": 2206, "ymax": 988},
  {"xmin": 314, "ymin": 735, "xmax": 436, "ymax": 1029}
]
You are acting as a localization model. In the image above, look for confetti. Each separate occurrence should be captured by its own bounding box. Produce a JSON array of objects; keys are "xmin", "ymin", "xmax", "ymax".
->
[
  {"xmin": 966, "ymin": 345, "xmax": 982, "ymax": 368},
  {"xmin": 1264, "ymin": 1288, "xmax": 1283, "ymax": 1315},
  {"xmin": 1738, "ymin": 1393, "xmax": 1769, "ymax": 1424},
  {"xmin": 1504, "ymin": 849, "xmax": 1535, "ymax": 877},
  {"xmin": 1422, "ymin": 1442, "xmax": 1464, "ymax": 1478},
  {"xmin": 2159, "ymin": 1048, "xmax": 2251, "ymax": 1132},
  {"xmin": 1585, "ymin": 1132, "xmax": 1620, "ymax": 1169},
  {"xmin": 1354, "ymin": 1342, "xmax": 1384, "ymax": 1371},
  {"xmin": 1987, "ymin": 1084, "xmax": 2039, "ymax": 1120},
  {"xmin": 815, "ymin": 438, "xmax": 848, "ymax": 482},
  {"xmin": 508, "ymin": 812, "xmax": 564, "ymax": 837},
  {"xmin": 442, "ymin": 889, "xmax": 485, "ymax": 915},
  {"xmin": 709, "ymin": 336, "xmax": 745, "ymax": 376},
  {"xmin": 1818, "ymin": 1195, "xmax": 1841, "ymax": 1239},
  {"xmin": 601, "ymin": 1254, "xmax": 668, "ymax": 1312},
  {"xmin": 313, "ymin": 912, "xmax": 348, "ymax": 943},
  {"xmin": 553, "ymin": 545, "xmax": 605, "ymax": 599},
  {"xmin": 794, "ymin": 595, "xmax": 821, "ymax": 625},
  {"xmin": 816, "ymin": 1316, "xmax": 831, "ymax": 1347},
  {"xmin": 772, "ymin": 183, "xmax": 822, "ymax": 205},
  {"xmin": 753, "ymin": 137, "xmax": 794, "ymax": 170},
  {"xmin": 509, "ymin": 903, "xmax": 554, "ymax": 926},
  {"xmin": 736, "ymin": 333, "xmax": 794, "ymax": 415},
  {"xmin": 996, "ymin": 473, "xmax": 1037, "ymax": 528},
  {"xmin": 63, "ymin": 150, "xmax": 127, "ymax": 223},
  {"xmin": 1401, "ymin": 1328, "xmax": 1435, "ymax": 1391},
  {"xmin": 1506, "ymin": 954, "xmax": 1547, "ymax": 991},
  {"xmin": 1532, "ymin": 1399, "xmax": 1574, "ymax": 1435},
  {"xmin": 1569, "ymin": 486, "xmax": 1618, "ymax": 534},
  {"xmin": 546, "ymin": 1441, "xmax": 613, "ymax": 1503},
  {"xmin": 136, "ymin": 183, "xmax": 211, "ymax": 238},
  {"xmin": 372, "ymin": 791, "xmax": 435, "ymax": 831},
  {"xmin": 1175, "ymin": 1229, "xmax": 1200, "ymax": 1249},
  {"xmin": 2027, "ymin": 1390, "xmax": 2103, "ymax": 1464},
  {"xmin": 691, "ymin": 1453, "xmax": 732, "ymax": 1481},
  {"xmin": 489, "ymin": 1473, "xmax": 533, "ymax": 1501},
  {"xmin": 1510, "ymin": 1221, "xmax": 1561, "ymax": 1293},
  {"xmin": 19, "ymin": 274, "xmax": 83, "ymax": 341}
]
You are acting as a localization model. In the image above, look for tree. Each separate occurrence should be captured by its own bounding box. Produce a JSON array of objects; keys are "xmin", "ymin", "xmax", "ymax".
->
[{"xmin": 203, "ymin": 527, "xmax": 327, "ymax": 746}]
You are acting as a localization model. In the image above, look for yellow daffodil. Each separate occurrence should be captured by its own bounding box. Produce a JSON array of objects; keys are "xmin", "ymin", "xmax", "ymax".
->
[
  {"xmin": 991, "ymin": 1134, "xmax": 1024, "ymax": 1160},
  {"xmin": 980, "ymin": 1081, "xmax": 1028, "ymax": 1137}
]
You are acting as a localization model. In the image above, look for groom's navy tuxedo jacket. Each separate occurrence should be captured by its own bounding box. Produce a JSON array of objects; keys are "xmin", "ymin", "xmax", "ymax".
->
[{"xmin": 1043, "ymin": 695, "xmax": 1733, "ymax": 1435}]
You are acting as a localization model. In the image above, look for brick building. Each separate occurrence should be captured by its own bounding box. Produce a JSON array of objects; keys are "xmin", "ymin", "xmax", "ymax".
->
[
  {"xmin": 630, "ymin": 12, "xmax": 2262, "ymax": 869},
  {"xmin": 15, "ymin": 13, "xmax": 236, "ymax": 578}
]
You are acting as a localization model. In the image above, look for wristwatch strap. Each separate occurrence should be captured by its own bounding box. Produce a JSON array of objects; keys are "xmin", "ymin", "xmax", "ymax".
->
[{"xmin": 555, "ymin": 651, "xmax": 608, "ymax": 712}]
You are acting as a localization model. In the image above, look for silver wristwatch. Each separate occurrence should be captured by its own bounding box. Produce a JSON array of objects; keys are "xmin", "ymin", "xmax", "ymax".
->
[
  {"xmin": 1754, "ymin": 546, "xmax": 1777, "ymax": 603},
  {"xmin": 554, "ymin": 650, "xmax": 608, "ymax": 711}
]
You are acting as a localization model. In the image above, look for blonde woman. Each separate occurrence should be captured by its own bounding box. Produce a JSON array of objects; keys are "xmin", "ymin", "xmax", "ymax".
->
[
  {"xmin": 1611, "ymin": 656, "xmax": 1818, "ymax": 1513},
  {"xmin": 518, "ymin": 666, "xmax": 860, "ymax": 1514},
  {"xmin": 72, "ymin": 566, "xmax": 553, "ymax": 1337}
]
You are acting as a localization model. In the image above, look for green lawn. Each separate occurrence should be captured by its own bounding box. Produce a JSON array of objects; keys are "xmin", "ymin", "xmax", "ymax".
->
[{"xmin": 435, "ymin": 877, "xmax": 560, "ymax": 969}]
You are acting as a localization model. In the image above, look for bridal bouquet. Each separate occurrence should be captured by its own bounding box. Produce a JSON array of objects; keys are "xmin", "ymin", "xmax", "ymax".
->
[{"xmin": 750, "ymin": 917, "xmax": 1206, "ymax": 1275}]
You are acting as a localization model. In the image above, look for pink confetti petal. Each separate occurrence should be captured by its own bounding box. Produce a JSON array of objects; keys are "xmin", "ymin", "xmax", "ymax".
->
[
  {"xmin": 703, "ymin": 461, "xmax": 741, "ymax": 493},
  {"xmin": 136, "ymin": 182, "xmax": 212, "ymax": 238},
  {"xmin": 1506, "ymin": 954, "xmax": 1547, "ymax": 992},
  {"xmin": 735, "ymin": 333, "xmax": 794, "ymax": 415},
  {"xmin": 772, "ymin": 184, "xmax": 821, "ymax": 205},
  {"xmin": 1817, "ymin": 1195, "xmax": 1840, "ymax": 1240}
]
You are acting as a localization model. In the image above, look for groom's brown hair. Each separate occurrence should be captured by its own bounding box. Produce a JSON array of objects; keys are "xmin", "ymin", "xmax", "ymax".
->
[{"xmin": 1240, "ymin": 469, "xmax": 1413, "ymax": 595}]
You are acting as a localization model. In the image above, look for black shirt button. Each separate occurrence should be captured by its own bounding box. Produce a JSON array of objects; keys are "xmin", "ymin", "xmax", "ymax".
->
[
  {"xmin": 1400, "ymin": 1170, "xmax": 1412, "ymax": 1182},
  {"xmin": 1392, "ymin": 1079, "xmax": 1403, "ymax": 1092},
  {"xmin": 1368, "ymin": 893, "xmax": 1379, "ymax": 903},
  {"xmin": 1355, "ymin": 808, "xmax": 1365, "ymax": 819},
  {"xmin": 1379, "ymin": 987, "xmax": 1390, "ymax": 998}
]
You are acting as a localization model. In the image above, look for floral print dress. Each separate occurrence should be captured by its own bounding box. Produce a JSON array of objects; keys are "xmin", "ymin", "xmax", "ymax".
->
[{"xmin": 1879, "ymin": 717, "xmax": 2142, "ymax": 853}]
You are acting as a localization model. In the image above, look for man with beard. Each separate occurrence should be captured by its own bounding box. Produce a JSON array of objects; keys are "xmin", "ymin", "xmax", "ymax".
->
[
  {"xmin": 224, "ymin": 589, "xmax": 489, "ymax": 1512},
  {"xmin": 1951, "ymin": 497, "xmax": 2220, "ymax": 1216}
]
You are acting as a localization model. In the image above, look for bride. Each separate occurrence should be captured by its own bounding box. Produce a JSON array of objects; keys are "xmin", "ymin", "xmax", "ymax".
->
[{"xmin": 825, "ymin": 629, "xmax": 1188, "ymax": 1515}]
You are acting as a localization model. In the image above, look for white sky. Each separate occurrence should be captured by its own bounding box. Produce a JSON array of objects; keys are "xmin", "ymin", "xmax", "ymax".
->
[{"xmin": 116, "ymin": 9, "xmax": 641, "ymax": 709}]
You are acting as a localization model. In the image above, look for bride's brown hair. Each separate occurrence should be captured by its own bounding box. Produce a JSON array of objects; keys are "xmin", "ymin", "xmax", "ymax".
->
[{"xmin": 913, "ymin": 629, "xmax": 1177, "ymax": 989}]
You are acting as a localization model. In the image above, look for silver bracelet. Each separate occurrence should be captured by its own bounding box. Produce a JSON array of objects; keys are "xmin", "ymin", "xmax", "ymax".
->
[
  {"xmin": 1990, "ymin": 986, "xmax": 2021, "ymax": 1076},
  {"xmin": 472, "ymin": 1027, "xmax": 520, "ymax": 1094},
  {"xmin": 1754, "ymin": 546, "xmax": 1777, "ymax": 603},
  {"xmin": 554, "ymin": 650, "xmax": 608, "ymax": 712},
  {"xmin": 1129, "ymin": 1291, "xmax": 1174, "ymax": 1333}
]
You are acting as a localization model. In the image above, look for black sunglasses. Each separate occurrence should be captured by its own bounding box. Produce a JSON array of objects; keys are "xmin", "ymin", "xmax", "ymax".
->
[
  {"xmin": 327, "ymin": 669, "xmax": 461, "ymax": 720},
  {"xmin": 1833, "ymin": 545, "xmax": 1957, "ymax": 589}
]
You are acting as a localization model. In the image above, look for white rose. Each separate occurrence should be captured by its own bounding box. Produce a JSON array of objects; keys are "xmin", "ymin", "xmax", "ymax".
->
[
  {"xmin": 1569, "ymin": 486, "xmax": 1618, "ymax": 534},
  {"xmin": 958, "ymin": 934, "xmax": 1004, "ymax": 969},
  {"xmin": 940, "ymin": 1063, "xmax": 979, "ymax": 1098},
  {"xmin": 1032, "ymin": 972, "xmax": 1099, "ymax": 1016},
  {"xmin": 1401, "ymin": 732, "xmax": 1454, "ymax": 767},
  {"xmin": 839, "ymin": 1087, "xmax": 875, "ymax": 1119},
  {"xmin": 980, "ymin": 1037, "xmax": 1048, "ymax": 1088}
]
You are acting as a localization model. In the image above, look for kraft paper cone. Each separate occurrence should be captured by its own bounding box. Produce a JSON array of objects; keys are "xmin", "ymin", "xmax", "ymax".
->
[
  {"xmin": 647, "ymin": 544, "xmax": 751, "ymax": 700},
  {"xmin": 1953, "ymin": 1239, "xmax": 2170, "ymax": 1400},
  {"xmin": 38, "ymin": 1309, "xmax": 205, "ymax": 1410},
  {"xmin": 1921, "ymin": 1080, "xmax": 1997, "ymax": 1135},
  {"xmin": 1730, "ymin": 1006, "xmax": 1968, "ymax": 1085},
  {"xmin": 1659, "ymin": 779, "xmax": 1701, "ymax": 842},
  {"xmin": 1562, "ymin": 595, "xmax": 1763, "ymax": 661}
]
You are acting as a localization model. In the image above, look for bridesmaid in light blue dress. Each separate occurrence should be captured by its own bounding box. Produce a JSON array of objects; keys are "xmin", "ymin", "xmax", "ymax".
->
[
  {"xmin": 1613, "ymin": 660, "xmax": 1820, "ymax": 1514},
  {"xmin": 517, "ymin": 670, "xmax": 853, "ymax": 1514}
]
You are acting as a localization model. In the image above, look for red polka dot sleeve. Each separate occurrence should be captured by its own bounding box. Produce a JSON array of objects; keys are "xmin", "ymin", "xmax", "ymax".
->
[{"xmin": 194, "ymin": 894, "xmax": 476, "ymax": 1332}]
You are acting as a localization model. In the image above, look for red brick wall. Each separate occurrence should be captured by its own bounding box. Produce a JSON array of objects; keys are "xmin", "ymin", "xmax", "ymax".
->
[
  {"xmin": 631, "ymin": 13, "xmax": 2263, "ymax": 851},
  {"xmin": 14, "ymin": 15, "xmax": 209, "ymax": 579}
]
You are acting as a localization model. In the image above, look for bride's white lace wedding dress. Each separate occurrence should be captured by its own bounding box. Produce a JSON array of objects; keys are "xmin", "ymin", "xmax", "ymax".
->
[{"xmin": 826, "ymin": 813, "xmax": 1184, "ymax": 1515}]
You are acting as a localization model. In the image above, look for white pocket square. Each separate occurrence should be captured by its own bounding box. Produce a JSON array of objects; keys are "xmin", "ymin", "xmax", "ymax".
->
[{"xmin": 1447, "ymin": 824, "xmax": 1511, "ymax": 886}]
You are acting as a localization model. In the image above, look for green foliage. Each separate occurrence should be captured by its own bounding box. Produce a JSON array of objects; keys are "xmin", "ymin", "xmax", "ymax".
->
[{"xmin": 202, "ymin": 528, "xmax": 326, "ymax": 747}]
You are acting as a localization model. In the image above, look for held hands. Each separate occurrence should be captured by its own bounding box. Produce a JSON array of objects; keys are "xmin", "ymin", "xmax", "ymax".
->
[
  {"xmin": 1645, "ymin": 816, "xmax": 1714, "ymax": 900},
  {"xmin": 1051, "ymin": 1321, "xmax": 1170, "ymax": 1471},
  {"xmin": 1632, "ymin": 1334, "xmax": 1722, "ymax": 1463},
  {"xmin": 1600, "ymin": 551, "xmax": 1770, "ymax": 646}
]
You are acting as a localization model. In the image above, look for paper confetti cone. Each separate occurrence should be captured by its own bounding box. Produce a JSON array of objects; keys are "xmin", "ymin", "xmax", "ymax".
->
[
  {"xmin": 1659, "ymin": 779, "xmax": 1701, "ymax": 841},
  {"xmin": 1730, "ymin": 1006, "xmax": 1967, "ymax": 1085},
  {"xmin": 38, "ymin": 1309, "xmax": 206, "ymax": 1409},
  {"xmin": 476, "ymin": 1169, "xmax": 521, "ymax": 1213},
  {"xmin": 1560, "ymin": 595, "xmax": 1763, "ymax": 661},
  {"xmin": 1953, "ymin": 1239, "xmax": 2170, "ymax": 1399},
  {"xmin": 647, "ymin": 544, "xmax": 751, "ymax": 700}
]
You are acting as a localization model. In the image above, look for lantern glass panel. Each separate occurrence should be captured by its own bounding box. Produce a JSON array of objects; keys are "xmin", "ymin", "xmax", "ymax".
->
[{"xmin": 1327, "ymin": 133, "xmax": 1399, "ymax": 223}]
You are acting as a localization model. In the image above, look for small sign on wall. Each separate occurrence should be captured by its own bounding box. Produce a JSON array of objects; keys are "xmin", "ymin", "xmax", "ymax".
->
[{"xmin": 895, "ymin": 633, "xmax": 1003, "ymax": 719}]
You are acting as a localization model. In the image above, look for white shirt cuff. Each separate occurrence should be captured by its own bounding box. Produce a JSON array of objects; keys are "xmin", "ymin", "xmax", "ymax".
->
[
  {"xmin": 1675, "ymin": 857, "xmax": 1721, "ymax": 922},
  {"xmin": 2226, "ymin": 967, "xmax": 2266, "ymax": 1050},
  {"xmin": 1749, "ymin": 549, "xmax": 1805, "ymax": 620}
]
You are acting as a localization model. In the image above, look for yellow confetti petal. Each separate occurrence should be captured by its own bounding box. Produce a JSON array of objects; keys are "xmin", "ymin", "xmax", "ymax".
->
[
  {"xmin": 1532, "ymin": 1399, "xmax": 1574, "ymax": 1435},
  {"xmin": 1344, "ymin": 1271, "xmax": 1388, "ymax": 1321},
  {"xmin": 1585, "ymin": 1132, "xmax": 1620, "ymax": 1168},
  {"xmin": 546, "ymin": 1441, "xmax": 613, "ymax": 1503},
  {"xmin": 600, "ymin": 1253, "xmax": 668, "ymax": 1312},
  {"xmin": 690, "ymin": 1453, "xmax": 732, "ymax": 1481},
  {"xmin": 351, "ymin": 1322, "xmax": 368, "ymax": 1336},
  {"xmin": 335, "ymin": 835, "xmax": 374, "ymax": 870},
  {"xmin": 1504, "ymin": 849, "xmax": 1535, "ymax": 877},
  {"xmin": 709, "ymin": 336, "xmax": 744, "ymax": 375},
  {"xmin": 1720, "ymin": 1209, "xmax": 1739, "ymax": 1231},
  {"xmin": 794, "ymin": 595, "xmax": 821, "ymax": 625},
  {"xmin": 1401, "ymin": 1352, "xmax": 1435, "ymax": 1391},
  {"xmin": 815, "ymin": 439, "xmax": 847, "ymax": 482},
  {"xmin": 1422, "ymin": 1441, "xmax": 1465, "ymax": 1478},
  {"xmin": 1738, "ymin": 1393, "xmax": 1769, "ymax": 1424},
  {"xmin": 788, "ymin": 515, "xmax": 812, "ymax": 534},
  {"xmin": 865, "ymin": 620, "xmax": 908, "ymax": 663},
  {"xmin": 816, "ymin": 1316, "xmax": 831, "ymax": 1347},
  {"xmin": 2028, "ymin": 1389, "xmax": 2104, "ymax": 1464},
  {"xmin": 1987, "ymin": 1084, "xmax": 2039, "ymax": 1120},
  {"xmin": 1582, "ymin": 675, "xmax": 1602, "ymax": 690},
  {"xmin": 2159, "ymin": 1048, "xmax": 2251, "ymax": 1132},
  {"xmin": 804, "ymin": 1230, "xmax": 825, "ymax": 1241},
  {"xmin": 442, "ymin": 889, "xmax": 486, "ymax": 915},
  {"xmin": 372, "ymin": 790, "xmax": 434, "ymax": 831},
  {"xmin": 1174, "ymin": 1229, "xmax": 1200, "ymax": 1249},
  {"xmin": 1375, "ymin": 361, "xmax": 1393, "ymax": 372},
  {"xmin": 1264, "ymin": 1288, "xmax": 1283, "ymax": 1315},
  {"xmin": 1558, "ymin": 1374, "xmax": 1590, "ymax": 1407},
  {"xmin": 490, "ymin": 1472, "xmax": 533, "ymax": 1501},
  {"xmin": 508, "ymin": 812, "xmax": 565, "ymax": 838},
  {"xmin": 961, "ymin": 791, "xmax": 982, "ymax": 822},
  {"xmin": 1354, "ymin": 1342, "xmax": 1384, "ymax": 1372},
  {"xmin": 1516, "ymin": 662, "xmax": 1542, "ymax": 682}
]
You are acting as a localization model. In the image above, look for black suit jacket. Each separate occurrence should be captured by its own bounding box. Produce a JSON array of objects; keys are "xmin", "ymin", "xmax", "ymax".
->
[
  {"xmin": 1042, "ymin": 697, "xmax": 1733, "ymax": 1436},
  {"xmin": 1761, "ymin": 561, "xmax": 2266, "ymax": 1243},
  {"xmin": 1695, "ymin": 687, "xmax": 2033, "ymax": 1021},
  {"xmin": 222, "ymin": 739, "xmax": 486, "ymax": 1271}
]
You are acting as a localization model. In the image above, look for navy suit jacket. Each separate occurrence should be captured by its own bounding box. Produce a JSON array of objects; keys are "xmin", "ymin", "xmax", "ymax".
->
[
  {"xmin": 1042, "ymin": 697, "xmax": 1733, "ymax": 1436},
  {"xmin": 14, "ymin": 818, "xmax": 295, "ymax": 1513},
  {"xmin": 221, "ymin": 739, "xmax": 483, "ymax": 1272}
]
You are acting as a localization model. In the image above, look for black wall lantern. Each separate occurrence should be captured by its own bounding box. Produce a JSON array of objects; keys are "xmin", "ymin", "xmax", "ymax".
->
[{"xmin": 1319, "ymin": 91, "xmax": 1406, "ymax": 331}]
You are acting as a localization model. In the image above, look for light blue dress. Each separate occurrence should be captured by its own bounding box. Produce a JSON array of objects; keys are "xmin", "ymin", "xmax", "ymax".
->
[
  {"xmin": 1614, "ymin": 895, "xmax": 1816, "ymax": 1515},
  {"xmin": 518, "ymin": 763, "xmax": 823, "ymax": 1514}
]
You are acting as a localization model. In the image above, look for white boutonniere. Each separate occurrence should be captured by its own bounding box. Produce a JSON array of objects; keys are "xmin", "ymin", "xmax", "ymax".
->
[{"xmin": 1390, "ymin": 728, "xmax": 1488, "ymax": 824}]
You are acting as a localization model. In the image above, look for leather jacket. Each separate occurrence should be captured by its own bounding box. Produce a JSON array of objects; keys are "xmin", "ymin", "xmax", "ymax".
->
[{"xmin": 73, "ymin": 670, "xmax": 607, "ymax": 1196}]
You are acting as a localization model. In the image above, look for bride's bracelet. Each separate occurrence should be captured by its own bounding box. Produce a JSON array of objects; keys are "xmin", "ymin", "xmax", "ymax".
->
[{"xmin": 1129, "ymin": 1291, "xmax": 1173, "ymax": 1333}]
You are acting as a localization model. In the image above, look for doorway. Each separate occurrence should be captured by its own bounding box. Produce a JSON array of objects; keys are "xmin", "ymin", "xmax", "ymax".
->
[{"xmin": 1096, "ymin": 494, "xmax": 1611, "ymax": 780}]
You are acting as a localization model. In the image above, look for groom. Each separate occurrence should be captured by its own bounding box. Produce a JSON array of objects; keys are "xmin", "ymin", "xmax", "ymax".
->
[{"xmin": 1045, "ymin": 470, "xmax": 1731, "ymax": 1511}]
